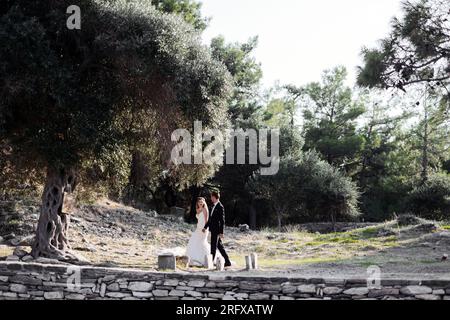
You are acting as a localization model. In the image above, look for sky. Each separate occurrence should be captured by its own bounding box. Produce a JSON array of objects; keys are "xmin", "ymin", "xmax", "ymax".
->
[{"xmin": 201, "ymin": 0, "xmax": 404, "ymax": 88}]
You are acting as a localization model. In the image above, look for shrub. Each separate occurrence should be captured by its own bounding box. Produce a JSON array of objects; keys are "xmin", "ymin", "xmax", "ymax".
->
[
  {"xmin": 407, "ymin": 173, "xmax": 450, "ymax": 220},
  {"xmin": 248, "ymin": 151, "xmax": 360, "ymax": 228}
]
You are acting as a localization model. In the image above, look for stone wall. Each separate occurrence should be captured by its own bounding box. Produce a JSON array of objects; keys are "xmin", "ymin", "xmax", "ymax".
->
[{"xmin": 0, "ymin": 261, "xmax": 449, "ymax": 300}]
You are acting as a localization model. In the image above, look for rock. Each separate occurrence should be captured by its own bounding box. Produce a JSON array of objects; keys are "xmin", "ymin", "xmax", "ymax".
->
[
  {"xmin": 0, "ymin": 236, "xmax": 3, "ymax": 243},
  {"xmin": 282, "ymin": 285, "xmax": 297, "ymax": 294},
  {"xmin": 187, "ymin": 280, "xmax": 206, "ymax": 288},
  {"xmin": 239, "ymin": 224, "xmax": 250, "ymax": 232},
  {"xmin": 433, "ymin": 289, "xmax": 445, "ymax": 295},
  {"xmin": 10, "ymin": 275, "xmax": 42, "ymax": 286},
  {"xmin": 163, "ymin": 279, "xmax": 179, "ymax": 287},
  {"xmin": 437, "ymin": 231, "xmax": 450, "ymax": 238},
  {"xmin": 102, "ymin": 275, "xmax": 116, "ymax": 282},
  {"xmin": 186, "ymin": 291, "xmax": 203, "ymax": 297},
  {"xmin": 262, "ymin": 284, "xmax": 281, "ymax": 291},
  {"xmin": 106, "ymin": 283, "xmax": 120, "ymax": 292},
  {"xmin": 152, "ymin": 290, "xmax": 169, "ymax": 297},
  {"xmin": 297, "ymin": 284, "xmax": 316, "ymax": 294},
  {"xmin": 17, "ymin": 235, "xmax": 34, "ymax": 246},
  {"xmin": 181, "ymin": 297, "xmax": 196, "ymax": 301},
  {"xmin": 223, "ymin": 295, "xmax": 236, "ymax": 300},
  {"xmin": 128, "ymin": 282, "xmax": 153, "ymax": 292},
  {"xmin": 343, "ymin": 287, "xmax": 369, "ymax": 296},
  {"xmin": 234, "ymin": 293, "xmax": 249, "ymax": 299},
  {"xmin": 368, "ymin": 288, "xmax": 399, "ymax": 298},
  {"xmin": 239, "ymin": 282, "xmax": 262, "ymax": 291},
  {"xmin": 169, "ymin": 290, "xmax": 185, "ymax": 297},
  {"xmin": 2, "ymin": 292, "xmax": 17, "ymax": 298},
  {"xmin": 13, "ymin": 247, "xmax": 28, "ymax": 258},
  {"xmin": 10, "ymin": 283, "xmax": 27, "ymax": 293},
  {"xmin": 0, "ymin": 276, "xmax": 8, "ymax": 282},
  {"xmin": 6, "ymin": 255, "xmax": 20, "ymax": 261},
  {"xmin": 158, "ymin": 254, "xmax": 176, "ymax": 270},
  {"xmin": 44, "ymin": 291, "xmax": 64, "ymax": 300},
  {"xmin": 280, "ymin": 296, "xmax": 295, "ymax": 300},
  {"xmin": 100, "ymin": 283, "xmax": 107, "ymax": 297},
  {"xmin": 249, "ymin": 293, "xmax": 270, "ymax": 300},
  {"xmin": 9, "ymin": 237, "xmax": 22, "ymax": 246},
  {"xmin": 66, "ymin": 294, "xmax": 85, "ymax": 300},
  {"xmin": 323, "ymin": 287, "xmax": 343, "ymax": 295},
  {"xmin": 415, "ymin": 294, "xmax": 441, "ymax": 300},
  {"xmin": 105, "ymin": 292, "xmax": 131, "ymax": 299},
  {"xmin": 132, "ymin": 292, "xmax": 153, "ymax": 298},
  {"xmin": 208, "ymin": 293, "xmax": 224, "ymax": 299},
  {"xmin": 442, "ymin": 254, "xmax": 448, "ymax": 261},
  {"xmin": 21, "ymin": 255, "xmax": 34, "ymax": 262},
  {"xmin": 400, "ymin": 286, "xmax": 432, "ymax": 295}
]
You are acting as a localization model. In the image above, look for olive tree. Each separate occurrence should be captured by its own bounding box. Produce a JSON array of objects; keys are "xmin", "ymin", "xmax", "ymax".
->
[{"xmin": 0, "ymin": 0, "xmax": 231, "ymax": 261}]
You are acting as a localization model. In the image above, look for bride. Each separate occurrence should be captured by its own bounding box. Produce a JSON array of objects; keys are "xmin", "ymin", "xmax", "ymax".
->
[{"xmin": 186, "ymin": 197, "xmax": 211, "ymax": 267}]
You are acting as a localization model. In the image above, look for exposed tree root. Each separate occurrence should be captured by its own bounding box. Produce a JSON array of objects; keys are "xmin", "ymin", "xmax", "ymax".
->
[{"xmin": 31, "ymin": 167, "xmax": 85, "ymax": 263}]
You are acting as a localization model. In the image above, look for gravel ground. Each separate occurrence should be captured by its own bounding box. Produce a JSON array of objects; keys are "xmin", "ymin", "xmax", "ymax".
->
[{"xmin": 1, "ymin": 199, "xmax": 449, "ymax": 279}]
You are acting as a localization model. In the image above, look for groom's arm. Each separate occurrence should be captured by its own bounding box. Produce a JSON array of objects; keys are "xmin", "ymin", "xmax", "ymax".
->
[{"xmin": 219, "ymin": 205, "xmax": 225, "ymax": 235}]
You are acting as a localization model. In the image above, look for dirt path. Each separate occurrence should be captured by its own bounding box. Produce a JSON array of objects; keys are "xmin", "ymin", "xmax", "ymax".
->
[{"xmin": 1, "ymin": 199, "xmax": 449, "ymax": 279}]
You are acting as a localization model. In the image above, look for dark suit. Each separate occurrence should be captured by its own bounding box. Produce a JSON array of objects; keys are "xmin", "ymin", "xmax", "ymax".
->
[{"xmin": 204, "ymin": 201, "xmax": 231, "ymax": 266}]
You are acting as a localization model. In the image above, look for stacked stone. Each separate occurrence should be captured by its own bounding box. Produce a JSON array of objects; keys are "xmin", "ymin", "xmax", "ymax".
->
[{"xmin": 0, "ymin": 262, "xmax": 449, "ymax": 300}]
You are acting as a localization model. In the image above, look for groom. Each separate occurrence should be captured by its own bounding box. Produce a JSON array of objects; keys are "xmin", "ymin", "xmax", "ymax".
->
[{"xmin": 202, "ymin": 190, "xmax": 231, "ymax": 267}]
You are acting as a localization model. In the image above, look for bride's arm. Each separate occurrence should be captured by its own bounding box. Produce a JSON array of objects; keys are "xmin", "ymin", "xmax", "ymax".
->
[{"xmin": 203, "ymin": 206, "xmax": 209, "ymax": 224}]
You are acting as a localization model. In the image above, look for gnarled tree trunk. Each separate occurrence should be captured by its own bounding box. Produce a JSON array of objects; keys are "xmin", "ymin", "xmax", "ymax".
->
[{"xmin": 31, "ymin": 167, "xmax": 78, "ymax": 261}]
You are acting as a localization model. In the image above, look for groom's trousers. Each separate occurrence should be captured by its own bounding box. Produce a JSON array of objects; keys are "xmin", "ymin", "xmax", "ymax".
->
[{"xmin": 210, "ymin": 232, "xmax": 231, "ymax": 266}]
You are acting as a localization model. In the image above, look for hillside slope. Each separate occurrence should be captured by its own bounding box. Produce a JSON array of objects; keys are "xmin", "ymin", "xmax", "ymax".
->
[{"xmin": 1, "ymin": 199, "xmax": 450, "ymax": 278}]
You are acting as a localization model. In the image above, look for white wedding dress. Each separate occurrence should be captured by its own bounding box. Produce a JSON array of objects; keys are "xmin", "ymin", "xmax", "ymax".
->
[{"xmin": 186, "ymin": 210, "xmax": 210, "ymax": 267}]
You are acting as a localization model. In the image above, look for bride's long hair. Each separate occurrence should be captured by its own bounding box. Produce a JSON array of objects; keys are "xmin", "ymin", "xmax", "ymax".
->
[{"xmin": 196, "ymin": 197, "xmax": 209, "ymax": 216}]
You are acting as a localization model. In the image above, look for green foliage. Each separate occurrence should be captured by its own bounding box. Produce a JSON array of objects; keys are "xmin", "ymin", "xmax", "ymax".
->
[
  {"xmin": 357, "ymin": 95, "xmax": 414, "ymax": 221},
  {"xmin": 407, "ymin": 173, "xmax": 450, "ymax": 220},
  {"xmin": 152, "ymin": 0, "xmax": 209, "ymax": 31},
  {"xmin": 302, "ymin": 67, "xmax": 366, "ymax": 168},
  {"xmin": 357, "ymin": 0, "xmax": 450, "ymax": 94},
  {"xmin": 248, "ymin": 151, "xmax": 360, "ymax": 226},
  {"xmin": 210, "ymin": 36, "xmax": 263, "ymax": 127},
  {"xmin": 209, "ymin": 36, "xmax": 264, "ymax": 207},
  {"xmin": 0, "ymin": 0, "xmax": 232, "ymax": 192}
]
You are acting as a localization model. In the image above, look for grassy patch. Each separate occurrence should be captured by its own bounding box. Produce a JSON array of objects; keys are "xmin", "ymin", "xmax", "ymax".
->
[
  {"xmin": 419, "ymin": 259, "xmax": 439, "ymax": 264},
  {"xmin": 229, "ymin": 253, "xmax": 342, "ymax": 268}
]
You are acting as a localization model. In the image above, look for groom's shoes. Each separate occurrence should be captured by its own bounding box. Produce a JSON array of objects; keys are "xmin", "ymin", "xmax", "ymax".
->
[{"xmin": 224, "ymin": 261, "xmax": 232, "ymax": 268}]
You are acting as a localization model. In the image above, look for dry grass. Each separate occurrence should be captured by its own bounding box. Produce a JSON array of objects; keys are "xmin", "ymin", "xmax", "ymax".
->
[{"xmin": 1, "ymin": 200, "xmax": 449, "ymax": 277}]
